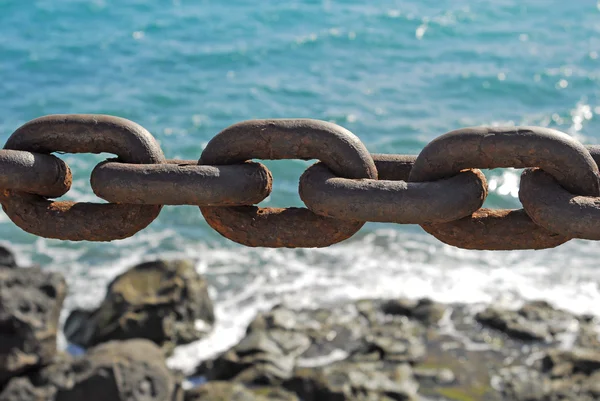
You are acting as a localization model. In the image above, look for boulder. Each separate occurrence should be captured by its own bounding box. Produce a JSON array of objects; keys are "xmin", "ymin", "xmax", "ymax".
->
[
  {"xmin": 184, "ymin": 382, "xmax": 298, "ymax": 401},
  {"xmin": 0, "ymin": 246, "xmax": 17, "ymax": 268},
  {"xmin": 0, "ymin": 377, "xmax": 54, "ymax": 401},
  {"xmin": 0, "ymin": 340, "xmax": 183, "ymax": 401},
  {"xmin": 199, "ymin": 300, "xmax": 429, "ymax": 384},
  {"xmin": 541, "ymin": 348, "xmax": 600, "ymax": 377},
  {"xmin": 200, "ymin": 330, "xmax": 302, "ymax": 385},
  {"xmin": 194, "ymin": 299, "xmax": 599, "ymax": 401},
  {"xmin": 496, "ymin": 348, "xmax": 600, "ymax": 401},
  {"xmin": 0, "ymin": 267, "xmax": 66, "ymax": 384},
  {"xmin": 475, "ymin": 301, "xmax": 576, "ymax": 342},
  {"xmin": 283, "ymin": 362, "xmax": 419, "ymax": 401},
  {"xmin": 380, "ymin": 298, "xmax": 447, "ymax": 325},
  {"xmin": 64, "ymin": 260, "xmax": 214, "ymax": 352}
]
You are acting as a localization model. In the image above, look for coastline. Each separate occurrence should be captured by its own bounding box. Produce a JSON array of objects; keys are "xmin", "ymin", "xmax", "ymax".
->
[{"xmin": 1, "ymin": 247, "xmax": 599, "ymax": 401}]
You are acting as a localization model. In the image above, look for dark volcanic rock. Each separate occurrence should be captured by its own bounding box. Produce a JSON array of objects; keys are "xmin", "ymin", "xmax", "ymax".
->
[
  {"xmin": 497, "ymin": 348, "xmax": 600, "ymax": 401},
  {"xmin": 64, "ymin": 259, "xmax": 214, "ymax": 353},
  {"xmin": 0, "ymin": 340, "xmax": 183, "ymax": 401},
  {"xmin": 284, "ymin": 362, "xmax": 418, "ymax": 401},
  {"xmin": 0, "ymin": 267, "xmax": 67, "ymax": 384},
  {"xmin": 475, "ymin": 301, "xmax": 577, "ymax": 342},
  {"xmin": 200, "ymin": 330, "xmax": 303, "ymax": 384},
  {"xmin": 198, "ymin": 300, "xmax": 427, "ymax": 388},
  {"xmin": 184, "ymin": 382, "xmax": 298, "ymax": 401},
  {"xmin": 195, "ymin": 298, "xmax": 599, "ymax": 401},
  {"xmin": 541, "ymin": 348, "xmax": 600, "ymax": 376},
  {"xmin": 0, "ymin": 246, "xmax": 17, "ymax": 269},
  {"xmin": 381, "ymin": 297, "xmax": 447, "ymax": 325},
  {"xmin": 0, "ymin": 377, "xmax": 54, "ymax": 401}
]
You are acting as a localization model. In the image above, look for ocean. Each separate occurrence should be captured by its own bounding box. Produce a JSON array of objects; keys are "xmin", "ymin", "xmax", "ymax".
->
[{"xmin": 0, "ymin": 0, "xmax": 599, "ymax": 372}]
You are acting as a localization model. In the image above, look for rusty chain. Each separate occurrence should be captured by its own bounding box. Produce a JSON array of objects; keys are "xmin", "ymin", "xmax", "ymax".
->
[{"xmin": 1, "ymin": 114, "xmax": 600, "ymax": 250}]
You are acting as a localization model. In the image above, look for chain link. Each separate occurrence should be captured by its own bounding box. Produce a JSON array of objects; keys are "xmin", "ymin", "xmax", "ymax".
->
[
  {"xmin": 2, "ymin": 114, "xmax": 600, "ymax": 250},
  {"xmin": 1, "ymin": 115, "xmax": 164, "ymax": 241}
]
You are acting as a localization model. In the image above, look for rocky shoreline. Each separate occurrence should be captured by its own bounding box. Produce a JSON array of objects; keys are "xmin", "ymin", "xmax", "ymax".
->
[{"xmin": 1, "ymin": 246, "xmax": 599, "ymax": 400}]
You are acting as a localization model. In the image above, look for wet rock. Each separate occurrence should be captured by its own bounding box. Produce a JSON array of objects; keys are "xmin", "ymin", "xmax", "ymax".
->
[
  {"xmin": 577, "ymin": 321, "xmax": 600, "ymax": 349},
  {"xmin": 0, "ymin": 267, "xmax": 67, "ymax": 384},
  {"xmin": 497, "ymin": 366, "xmax": 550, "ymax": 401},
  {"xmin": 196, "ymin": 299, "xmax": 598, "ymax": 401},
  {"xmin": 184, "ymin": 382, "xmax": 298, "ymax": 401},
  {"xmin": 381, "ymin": 298, "xmax": 447, "ymax": 325},
  {"xmin": 200, "ymin": 301, "xmax": 428, "ymax": 387},
  {"xmin": 283, "ymin": 362, "xmax": 418, "ymax": 401},
  {"xmin": 64, "ymin": 259, "xmax": 214, "ymax": 352},
  {"xmin": 202, "ymin": 331, "xmax": 300, "ymax": 385},
  {"xmin": 475, "ymin": 301, "xmax": 575, "ymax": 341},
  {"xmin": 351, "ymin": 330, "xmax": 426, "ymax": 364},
  {"xmin": 0, "ymin": 340, "xmax": 182, "ymax": 401},
  {"xmin": 0, "ymin": 246, "xmax": 17, "ymax": 269},
  {"xmin": 0, "ymin": 377, "xmax": 54, "ymax": 401},
  {"xmin": 58, "ymin": 340, "xmax": 182, "ymax": 401},
  {"xmin": 542, "ymin": 348, "xmax": 600, "ymax": 377},
  {"xmin": 249, "ymin": 304, "xmax": 371, "ymax": 365}
]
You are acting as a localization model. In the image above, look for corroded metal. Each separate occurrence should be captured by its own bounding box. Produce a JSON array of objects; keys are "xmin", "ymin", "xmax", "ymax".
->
[
  {"xmin": 369, "ymin": 154, "xmax": 415, "ymax": 181},
  {"xmin": 200, "ymin": 206, "xmax": 363, "ymax": 248},
  {"xmin": 585, "ymin": 145, "xmax": 600, "ymax": 167},
  {"xmin": 421, "ymin": 209, "xmax": 570, "ymax": 250},
  {"xmin": 409, "ymin": 126, "xmax": 599, "ymax": 196},
  {"xmin": 0, "ymin": 150, "xmax": 72, "ymax": 198},
  {"xmin": 409, "ymin": 126, "xmax": 600, "ymax": 250},
  {"xmin": 299, "ymin": 155, "xmax": 488, "ymax": 224},
  {"xmin": 1, "ymin": 115, "xmax": 600, "ymax": 249},
  {"xmin": 199, "ymin": 119, "xmax": 377, "ymax": 248},
  {"xmin": 0, "ymin": 191, "xmax": 161, "ymax": 242},
  {"xmin": 91, "ymin": 160, "xmax": 272, "ymax": 206},
  {"xmin": 520, "ymin": 168, "xmax": 600, "ymax": 240},
  {"xmin": 199, "ymin": 119, "xmax": 377, "ymax": 179},
  {"xmin": 5, "ymin": 114, "xmax": 164, "ymax": 164},
  {"xmin": 1, "ymin": 115, "xmax": 165, "ymax": 241}
]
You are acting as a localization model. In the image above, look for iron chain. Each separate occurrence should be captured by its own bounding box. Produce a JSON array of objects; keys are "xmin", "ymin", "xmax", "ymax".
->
[{"xmin": 1, "ymin": 114, "xmax": 599, "ymax": 250}]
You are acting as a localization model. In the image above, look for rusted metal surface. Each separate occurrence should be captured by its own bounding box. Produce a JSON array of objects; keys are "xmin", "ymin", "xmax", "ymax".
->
[
  {"xmin": 520, "ymin": 168, "xmax": 600, "ymax": 240},
  {"xmin": 409, "ymin": 126, "xmax": 600, "ymax": 196},
  {"xmin": 91, "ymin": 160, "xmax": 272, "ymax": 206},
  {"xmin": 0, "ymin": 150, "xmax": 72, "ymax": 198},
  {"xmin": 1, "ymin": 115, "xmax": 165, "ymax": 241},
  {"xmin": 370, "ymin": 154, "xmax": 415, "ymax": 181},
  {"xmin": 199, "ymin": 119, "xmax": 377, "ymax": 179},
  {"xmin": 2, "ymin": 115, "xmax": 600, "ymax": 249},
  {"xmin": 201, "ymin": 206, "xmax": 364, "ymax": 248},
  {"xmin": 5, "ymin": 114, "xmax": 165, "ymax": 164},
  {"xmin": 408, "ymin": 126, "xmax": 600, "ymax": 250},
  {"xmin": 585, "ymin": 145, "xmax": 600, "ymax": 167},
  {"xmin": 0, "ymin": 191, "xmax": 161, "ymax": 242},
  {"xmin": 200, "ymin": 119, "xmax": 377, "ymax": 248},
  {"xmin": 421, "ymin": 209, "xmax": 570, "ymax": 250},
  {"xmin": 299, "ymin": 156, "xmax": 488, "ymax": 224}
]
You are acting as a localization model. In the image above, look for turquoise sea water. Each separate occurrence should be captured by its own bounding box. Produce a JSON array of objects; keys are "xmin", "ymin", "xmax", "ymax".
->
[{"xmin": 1, "ymin": 0, "xmax": 600, "ymax": 370}]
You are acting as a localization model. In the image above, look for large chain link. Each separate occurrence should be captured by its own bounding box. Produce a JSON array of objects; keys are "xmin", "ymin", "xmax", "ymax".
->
[{"xmin": 2, "ymin": 114, "xmax": 600, "ymax": 250}]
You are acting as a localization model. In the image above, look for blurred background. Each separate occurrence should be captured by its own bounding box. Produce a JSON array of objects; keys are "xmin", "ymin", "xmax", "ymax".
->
[{"xmin": 0, "ymin": 0, "xmax": 599, "ymax": 371}]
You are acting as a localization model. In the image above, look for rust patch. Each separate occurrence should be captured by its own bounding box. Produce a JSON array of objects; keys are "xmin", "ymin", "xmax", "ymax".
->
[
  {"xmin": 0, "ymin": 191, "xmax": 161, "ymax": 242},
  {"xmin": 520, "ymin": 168, "xmax": 600, "ymax": 240},
  {"xmin": 421, "ymin": 209, "xmax": 570, "ymax": 250},
  {"xmin": 0, "ymin": 150, "xmax": 72, "ymax": 197},
  {"xmin": 200, "ymin": 206, "xmax": 364, "ymax": 248}
]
